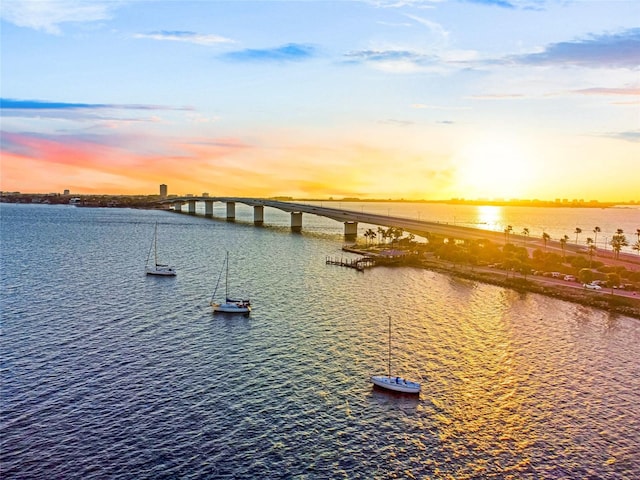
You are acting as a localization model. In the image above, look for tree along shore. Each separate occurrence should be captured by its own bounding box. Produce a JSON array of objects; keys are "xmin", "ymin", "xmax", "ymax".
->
[{"xmin": 344, "ymin": 238, "xmax": 640, "ymax": 320}]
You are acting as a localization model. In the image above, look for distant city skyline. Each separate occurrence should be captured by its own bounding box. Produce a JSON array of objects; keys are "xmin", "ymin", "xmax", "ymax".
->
[
  {"xmin": 1, "ymin": 1, "xmax": 639, "ymax": 201},
  {"xmin": 3, "ymin": 189, "xmax": 637, "ymax": 206}
]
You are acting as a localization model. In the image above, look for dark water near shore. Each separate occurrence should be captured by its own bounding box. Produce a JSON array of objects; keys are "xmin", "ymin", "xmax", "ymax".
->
[{"xmin": 1, "ymin": 204, "xmax": 639, "ymax": 479}]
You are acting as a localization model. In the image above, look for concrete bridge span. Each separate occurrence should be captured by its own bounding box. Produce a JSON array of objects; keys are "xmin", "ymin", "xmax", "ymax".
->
[
  {"xmin": 161, "ymin": 197, "xmax": 640, "ymax": 268},
  {"xmin": 163, "ymin": 196, "xmax": 518, "ymax": 244}
]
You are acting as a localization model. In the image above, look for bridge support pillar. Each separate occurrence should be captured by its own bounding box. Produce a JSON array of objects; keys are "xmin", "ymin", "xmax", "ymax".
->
[
  {"xmin": 344, "ymin": 221, "xmax": 358, "ymax": 239},
  {"xmin": 291, "ymin": 212, "xmax": 302, "ymax": 232},
  {"xmin": 173, "ymin": 201, "xmax": 183, "ymax": 212},
  {"xmin": 204, "ymin": 201, "xmax": 214, "ymax": 217},
  {"xmin": 226, "ymin": 202, "xmax": 236, "ymax": 221},
  {"xmin": 253, "ymin": 205, "xmax": 264, "ymax": 225},
  {"xmin": 188, "ymin": 200, "xmax": 196, "ymax": 215}
]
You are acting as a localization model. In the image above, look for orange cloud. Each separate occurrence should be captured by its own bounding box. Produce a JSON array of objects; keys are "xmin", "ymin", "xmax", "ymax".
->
[{"xmin": 1, "ymin": 126, "xmax": 463, "ymax": 199}]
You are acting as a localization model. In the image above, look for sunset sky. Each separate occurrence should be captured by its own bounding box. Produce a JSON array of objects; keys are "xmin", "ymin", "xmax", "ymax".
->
[{"xmin": 1, "ymin": 0, "xmax": 638, "ymax": 201}]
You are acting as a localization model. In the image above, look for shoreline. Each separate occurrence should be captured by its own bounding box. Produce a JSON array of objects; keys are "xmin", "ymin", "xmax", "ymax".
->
[
  {"xmin": 2, "ymin": 195, "xmax": 638, "ymax": 209},
  {"xmin": 343, "ymin": 247, "xmax": 640, "ymax": 320},
  {"xmin": 423, "ymin": 259, "xmax": 640, "ymax": 320}
]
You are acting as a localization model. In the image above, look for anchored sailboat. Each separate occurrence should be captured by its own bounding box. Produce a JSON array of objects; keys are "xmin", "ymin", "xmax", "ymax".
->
[
  {"xmin": 371, "ymin": 316, "xmax": 421, "ymax": 394},
  {"xmin": 145, "ymin": 222, "xmax": 176, "ymax": 276},
  {"xmin": 210, "ymin": 251, "xmax": 251, "ymax": 314}
]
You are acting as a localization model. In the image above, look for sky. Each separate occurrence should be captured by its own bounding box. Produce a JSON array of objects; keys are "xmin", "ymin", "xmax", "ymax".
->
[{"xmin": 1, "ymin": 0, "xmax": 639, "ymax": 201}]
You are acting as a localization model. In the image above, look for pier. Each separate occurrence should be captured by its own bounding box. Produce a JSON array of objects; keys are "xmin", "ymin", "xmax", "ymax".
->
[{"xmin": 325, "ymin": 256, "xmax": 376, "ymax": 272}]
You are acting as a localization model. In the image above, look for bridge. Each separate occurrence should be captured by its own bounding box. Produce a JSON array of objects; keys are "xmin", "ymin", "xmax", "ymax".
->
[
  {"xmin": 163, "ymin": 197, "xmax": 640, "ymax": 266},
  {"xmin": 164, "ymin": 196, "xmax": 514, "ymax": 244}
]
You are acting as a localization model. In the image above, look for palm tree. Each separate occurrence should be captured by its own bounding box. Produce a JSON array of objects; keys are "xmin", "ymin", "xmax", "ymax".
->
[
  {"xmin": 593, "ymin": 226, "xmax": 601, "ymax": 249},
  {"xmin": 586, "ymin": 237, "xmax": 595, "ymax": 267},
  {"xmin": 588, "ymin": 244, "xmax": 597, "ymax": 267},
  {"xmin": 542, "ymin": 232, "xmax": 550, "ymax": 251},
  {"xmin": 559, "ymin": 235, "xmax": 569, "ymax": 259},
  {"xmin": 574, "ymin": 227, "xmax": 582, "ymax": 245},
  {"xmin": 504, "ymin": 225, "xmax": 513, "ymax": 245},
  {"xmin": 377, "ymin": 227, "xmax": 386, "ymax": 245},
  {"xmin": 633, "ymin": 240, "xmax": 640, "ymax": 256},
  {"xmin": 610, "ymin": 230, "xmax": 628, "ymax": 260},
  {"xmin": 364, "ymin": 228, "xmax": 376, "ymax": 246},
  {"xmin": 385, "ymin": 227, "xmax": 394, "ymax": 244},
  {"xmin": 392, "ymin": 227, "xmax": 404, "ymax": 245},
  {"xmin": 522, "ymin": 228, "xmax": 529, "ymax": 247}
]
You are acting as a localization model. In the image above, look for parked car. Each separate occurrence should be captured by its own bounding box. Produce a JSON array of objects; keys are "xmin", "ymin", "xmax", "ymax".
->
[
  {"xmin": 564, "ymin": 275, "xmax": 576, "ymax": 281},
  {"xmin": 584, "ymin": 283, "xmax": 602, "ymax": 290}
]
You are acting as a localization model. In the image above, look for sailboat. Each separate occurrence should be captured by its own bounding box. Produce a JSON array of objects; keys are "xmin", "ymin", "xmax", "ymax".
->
[
  {"xmin": 371, "ymin": 316, "xmax": 421, "ymax": 394},
  {"xmin": 145, "ymin": 222, "xmax": 176, "ymax": 276},
  {"xmin": 210, "ymin": 251, "xmax": 251, "ymax": 314}
]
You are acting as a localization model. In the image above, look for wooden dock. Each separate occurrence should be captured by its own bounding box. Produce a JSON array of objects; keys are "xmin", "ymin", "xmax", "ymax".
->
[{"xmin": 325, "ymin": 256, "xmax": 375, "ymax": 272}]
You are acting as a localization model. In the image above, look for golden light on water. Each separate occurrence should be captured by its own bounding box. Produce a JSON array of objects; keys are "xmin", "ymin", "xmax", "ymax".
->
[
  {"xmin": 476, "ymin": 205, "xmax": 504, "ymax": 229},
  {"xmin": 422, "ymin": 286, "xmax": 538, "ymax": 473}
]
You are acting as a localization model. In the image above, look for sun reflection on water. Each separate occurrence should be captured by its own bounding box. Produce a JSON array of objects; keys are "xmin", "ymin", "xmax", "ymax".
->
[
  {"xmin": 476, "ymin": 205, "xmax": 504, "ymax": 230},
  {"xmin": 424, "ymin": 284, "xmax": 537, "ymax": 475}
]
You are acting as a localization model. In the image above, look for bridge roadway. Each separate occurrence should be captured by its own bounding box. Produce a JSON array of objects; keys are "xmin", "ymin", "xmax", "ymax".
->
[
  {"xmin": 166, "ymin": 196, "xmax": 517, "ymax": 244},
  {"xmin": 165, "ymin": 196, "xmax": 640, "ymax": 266}
]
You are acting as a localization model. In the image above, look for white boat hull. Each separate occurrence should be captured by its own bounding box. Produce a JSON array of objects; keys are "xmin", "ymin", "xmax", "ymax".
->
[
  {"xmin": 146, "ymin": 223, "xmax": 176, "ymax": 276},
  {"xmin": 210, "ymin": 252, "xmax": 250, "ymax": 314},
  {"xmin": 211, "ymin": 301, "xmax": 251, "ymax": 314},
  {"xmin": 371, "ymin": 375, "xmax": 421, "ymax": 394},
  {"xmin": 146, "ymin": 265, "xmax": 176, "ymax": 276}
]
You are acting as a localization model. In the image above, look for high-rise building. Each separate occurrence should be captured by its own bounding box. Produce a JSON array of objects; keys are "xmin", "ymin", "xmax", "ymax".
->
[{"xmin": 160, "ymin": 184, "xmax": 168, "ymax": 198}]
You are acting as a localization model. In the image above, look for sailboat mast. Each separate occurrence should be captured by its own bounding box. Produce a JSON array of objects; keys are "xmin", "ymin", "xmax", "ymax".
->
[
  {"xmin": 388, "ymin": 315, "xmax": 392, "ymax": 379},
  {"xmin": 225, "ymin": 251, "xmax": 229, "ymax": 299},
  {"xmin": 154, "ymin": 222, "xmax": 158, "ymax": 266}
]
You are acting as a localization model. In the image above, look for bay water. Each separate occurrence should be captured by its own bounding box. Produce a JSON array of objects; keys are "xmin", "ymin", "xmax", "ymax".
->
[{"xmin": 1, "ymin": 203, "xmax": 638, "ymax": 479}]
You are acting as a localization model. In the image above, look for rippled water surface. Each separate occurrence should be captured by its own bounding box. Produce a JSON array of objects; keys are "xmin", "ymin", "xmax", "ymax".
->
[{"xmin": 1, "ymin": 204, "xmax": 639, "ymax": 479}]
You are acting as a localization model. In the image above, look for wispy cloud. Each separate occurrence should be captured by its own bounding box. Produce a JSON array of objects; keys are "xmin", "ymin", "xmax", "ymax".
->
[
  {"xmin": 134, "ymin": 31, "xmax": 235, "ymax": 46},
  {"xmin": 601, "ymin": 131, "xmax": 640, "ymax": 143},
  {"xmin": 343, "ymin": 49, "xmax": 445, "ymax": 72},
  {"xmin": 571, "ymin": 87, "xmax": 640, "ymax": 97},
  {"xmin": 1, "ymin": 98, "xmax": 193, "ymax": 112},
  {"xmin": 411, "ymin": 103, "xmax": 470, "ymax": 110},
  {"xmin": 468, "ymin": 94, "xmax": 526, "ymax": 100},
  {"xmin": 0, "ymin": 129, "xmax": 254, "ymax": 194},
  {"xmin": 344, "ymin": 49, "xmax": 428, "ymax": 63},
  {"xmin": 1, "ymin": 98, "xmax": 195, "ymax": 130},
  {"xmin": 345, "ymin": 14, "xmax": 451, "ymax": 72},
  {"xmin": 461, "ymin": 0, "xmax": 516, "ymax": 8},
  {"xmin": 366, "ymin": 0, "xmax": 441, "ymax": 8},
  {"xmin": 404, "ymin": 14, "xmax": 449, "ymax": 41},
  {"xmin": 379, "ymin": 119, "xmax": 415, "ymax": 126},
  {"xmin": 509, "ymin": 29, "xmax": 640, "ymax": 69},
  {"xmin": 369, "ymin": 0, "xmax": 545, "ymax": 9},
  {"xmin": 0, "ymin": 0, "xmax": 119, "ymax": 34},
  {"xmin": 222, "ymin": 44, "xmax": 316, "ymax": 62}
]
